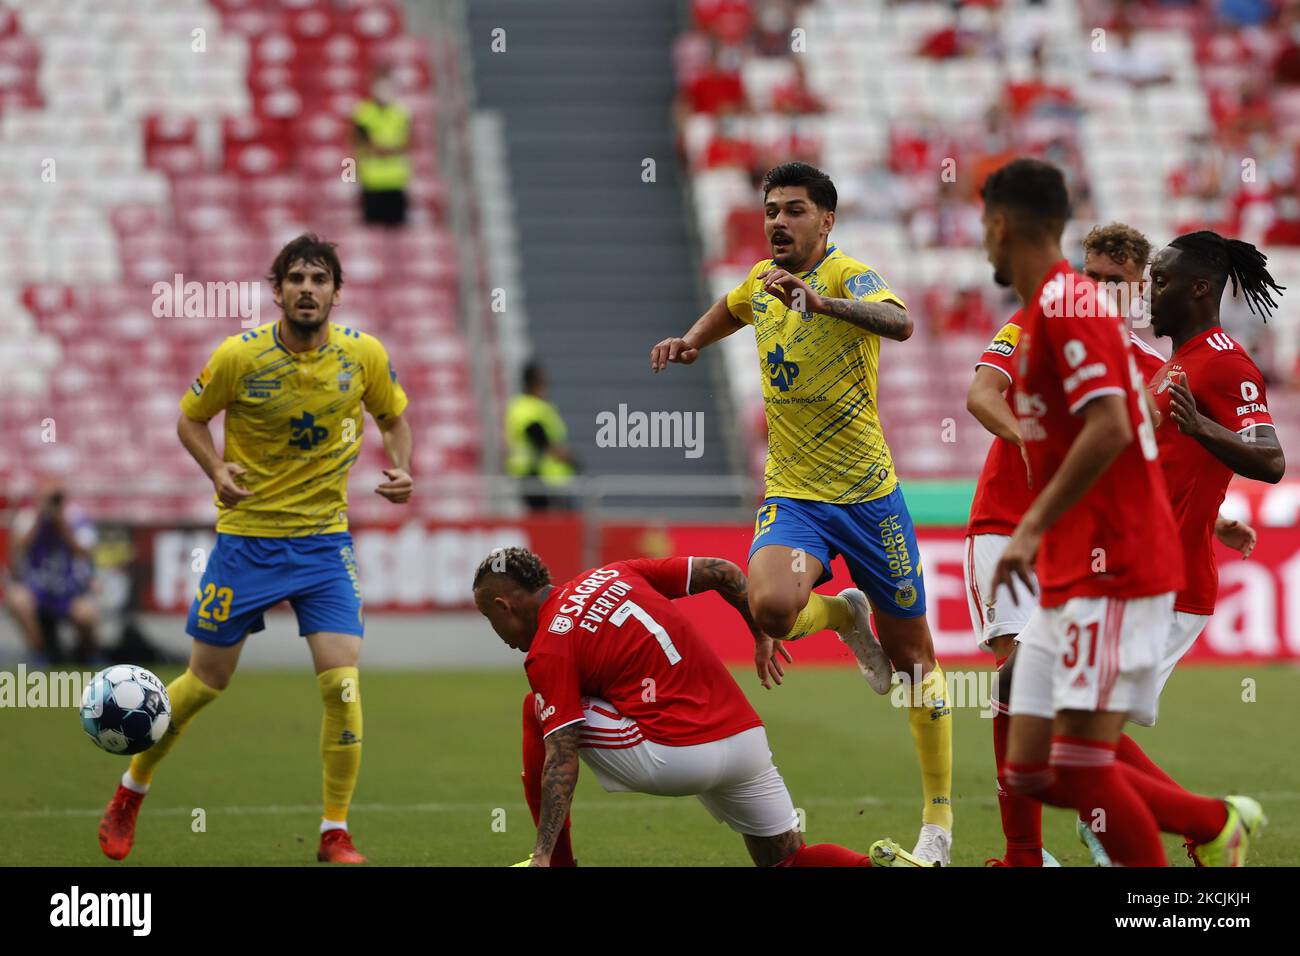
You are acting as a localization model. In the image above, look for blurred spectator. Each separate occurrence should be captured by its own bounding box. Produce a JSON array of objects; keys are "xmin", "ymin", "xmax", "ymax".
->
[
  {"xmin": 1004, "ymin": 43, "xmax": 1079, "ymax": 119},
  {"xmin": 678, "ymin": 41, "xmax": 748, "ymax": 118},
  {"xmin": 505, "ymin": 362, "xmax": 578, "ymax": 512},
  {"xmin": 771, "ymin": 58, "xmax": 825, "ymax": 114},
  {"xmin": 352, "ymin": 67, "xmax": 411, "ymax": 227},
  {"xmin": 1090, "ymin": 8, "xmax": 1173, "ymax": 87},
  {"xmin": 1274, "ymin": 3, "xmax": 1300, "ymax": 84},
  {"xmin": 6, "ymin": 477, "xmax": 102, "ymax": 667}
]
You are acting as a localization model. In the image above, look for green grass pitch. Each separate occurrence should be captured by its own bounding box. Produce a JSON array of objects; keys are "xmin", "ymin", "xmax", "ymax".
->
[{"xmin": 3, "ymin": 664, "xmax": 1296, "ymax": 866}]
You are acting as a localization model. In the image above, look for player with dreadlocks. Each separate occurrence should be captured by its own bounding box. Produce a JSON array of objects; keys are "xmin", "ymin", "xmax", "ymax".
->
[
  {"xmin": 1125, "ymin": 231, "xmax": 1287, "ymax": 864},
  {"xmin": 472, "ymin": 547, "xmax": 930, "ymax": 866}
]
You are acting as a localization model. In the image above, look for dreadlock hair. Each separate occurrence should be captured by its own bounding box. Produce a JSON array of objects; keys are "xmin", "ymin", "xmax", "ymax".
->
[
  {"xmin": 1169, "ymin": 230, "xmax": 1285, "ymax": 322},
  {"xmin": 472, "ymin": 546, "xmax": 551, "ymax": 592}
]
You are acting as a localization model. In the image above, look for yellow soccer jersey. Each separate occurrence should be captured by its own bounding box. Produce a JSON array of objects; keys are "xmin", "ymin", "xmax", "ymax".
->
[
  {"xmin": 180, "ymin": 322, "xmax": 408, "ymax": 536},
  {"xmin": 726, "ymin": 244, "xmax": 905, "ymax": 504}
]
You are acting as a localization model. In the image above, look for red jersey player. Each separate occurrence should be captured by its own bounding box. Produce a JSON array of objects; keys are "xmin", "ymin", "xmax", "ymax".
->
[
  {"xmin": 471, "ymin": 547, "xmax": 927, "ymax": 867},
  {"xmin": 980, "ymin": 158, "xmax": 1262, "ymax": 867}
]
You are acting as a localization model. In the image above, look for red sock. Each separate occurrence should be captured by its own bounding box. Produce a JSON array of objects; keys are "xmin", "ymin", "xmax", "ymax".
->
[
  {"xmin": 777, "ymin": 843, "xmax": 872, "ymax": 867},
  {"xmin": 1116, "ymin": 734, "xmax": 1183, "ymax": 790},
  {"xmin": 521, "ymin": 693, "xmax": 576, "ymax": 866},
  {"xmin": 1051, "ymin": 737, "xmax": 1166, "ymax": 866},
  {"xmin": 1119, "ymin": 763, "xmax": 1227, "ymax": 844},
  {"xmin": 993, "ymin": 688, "xmax": 1043, "ymax": 866}
]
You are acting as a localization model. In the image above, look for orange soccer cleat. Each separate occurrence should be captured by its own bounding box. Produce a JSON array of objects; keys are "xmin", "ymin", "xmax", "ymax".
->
[
  {"xmin": 98, "ymin": 784, "xmax": 145, "ymax": 861},
  {"xmin": 317, "ymin": 828, "xmax": 367, "ymax": 864}
]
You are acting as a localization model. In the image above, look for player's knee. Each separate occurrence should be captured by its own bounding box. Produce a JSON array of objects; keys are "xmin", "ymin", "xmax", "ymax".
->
[
  {"xmin": 884, "ymin": 643, "xmax": 930, "ymax": 680},
  {"xmin": 6, "ymin": 583, "xmax": 35, "ymax": 615},
  {"xmin": 188, "ymin": 660, "xmax": 234, "ymax": 692},
  {"xmin": 748, "ymin": 591, "xmax": 799, "ymax": 638}
]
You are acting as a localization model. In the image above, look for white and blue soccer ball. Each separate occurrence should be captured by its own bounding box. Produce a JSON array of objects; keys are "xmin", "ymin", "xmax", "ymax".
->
[{"xmin": 79, "ymin": 665, "xmax": 171, "ymax": 755}]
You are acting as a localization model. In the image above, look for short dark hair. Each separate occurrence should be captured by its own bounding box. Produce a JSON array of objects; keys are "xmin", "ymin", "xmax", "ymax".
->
[
  {"xmin": 522, "ymin": 360, "xmax": 544, "ymax": 391},
  {"xmin": 761, "ymin": 161, "xmax": 837, "ymax": 212},
  {"xmin": 268, "ymin": 233, "xmax": 344, "ymax": 289},
  {"xmin": 472, "ymin": 547, "xmax": 552, "ymax": 592},
  {"xmin": 1083, "ymin": 222, "xmax": 1151, "ymax": 270},
  {"xmin": 980, "ymin": 158, "xmax": 1070, "ymax": 232},
  {"xmin": 1169, "ymin": 230, "xmax": 1285, "ymax": 321}
]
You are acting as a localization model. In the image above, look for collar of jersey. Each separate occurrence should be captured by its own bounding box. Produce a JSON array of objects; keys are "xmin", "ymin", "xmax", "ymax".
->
[
  {"xmin": 795, "ymin": 243, "xmax": 838, "ymax": 278},
  {"xmin": 272, "ymin": 321, "xmax": 331, "ymax": 359},
  {"xmin": 1177, "ymin": 325, "xmax": 1226, "ymax": 357}
]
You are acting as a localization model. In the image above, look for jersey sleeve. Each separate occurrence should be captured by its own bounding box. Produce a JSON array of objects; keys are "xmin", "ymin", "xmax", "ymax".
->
[
  {"xmin": 976, "ymin": 321, "xmax": 1021, "ymax": 384},
  {"xmin": 360, "ymin": 335, "xmax": 409, "ymax": 422},
  {"xmin": 179, "ymin": 336, "xmax": 240, "ymax": 422},
  {"xmin": 616, "ymin": 556, "xmax": 694, "ymax": 599},
  {"xmin": 725, "ymin": 264, "xmax": 762, "ymax": 326},
  {"xmin": 524, "ymin": 646, "xmax": 585, "ymax": 738},
  {"xmin": 1048, "ymin": 314, "xmax": 1130, "ymax": 415},
  {"xmin": 1193, "ymin": 353, "xmax": 1274, "ymax": 433},
  {"xmin": 841, "ymin": 265, "xmax": 906, "ymax": 311}
]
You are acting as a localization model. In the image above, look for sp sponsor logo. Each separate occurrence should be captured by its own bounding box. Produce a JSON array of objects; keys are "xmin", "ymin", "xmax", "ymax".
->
[{"xmin": 547, "ymin": 615, "xmax": 573, "ymax": 635}]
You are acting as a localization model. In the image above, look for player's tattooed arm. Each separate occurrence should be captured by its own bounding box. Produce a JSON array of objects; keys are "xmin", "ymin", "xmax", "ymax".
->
[
  {"xmin": 689, "ymin": 557, "xmax": 758, "ymax": 631},
  {"xmin": 532, "ymin": 724, "xmax": 581, "ymax": 866},
  {"xmin": 690, "ymin": 557, "xmax": 792, "ymax": 688},
  {"xmin": 816, "ymin": 296, "xmax": 913, "ymax": 341}
]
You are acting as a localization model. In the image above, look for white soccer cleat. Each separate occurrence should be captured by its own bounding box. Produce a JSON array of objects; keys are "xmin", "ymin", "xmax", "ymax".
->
[
  {"xmin": 911, "ymin": 823, "xmax": 951, "ymax": 867},
  {"xmin": 836, "ymin": 588, "xmax": 892, "ymax": 694},
  {"xmin": 1076, "ymin": 818, "xmax": 1112, "ymax": 867}
]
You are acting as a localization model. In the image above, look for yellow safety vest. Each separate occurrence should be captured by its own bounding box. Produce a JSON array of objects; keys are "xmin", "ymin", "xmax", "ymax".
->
[
  {"xmin": 505, "ymin": 395, "xmax": 575, "ymax": 486},
  {"xmin": 353, "ymin": 100, "xmax": 411, "ymax": 191}
]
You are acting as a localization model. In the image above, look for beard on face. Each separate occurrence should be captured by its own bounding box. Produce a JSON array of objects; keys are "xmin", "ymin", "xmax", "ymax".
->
[
  {"xmin": 283, "ymin": 300, "xmax": 330, "ymax": 335},
  {"xmin": 993, "ymin": 267, "xmax": 1012, "ymax": 288}
]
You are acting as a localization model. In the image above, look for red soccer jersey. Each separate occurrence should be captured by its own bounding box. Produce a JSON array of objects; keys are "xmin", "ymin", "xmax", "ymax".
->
[
  {"xmin": 1149, "ymin": 328, "xmax": 1274, "ymax": 615},
  {"xmin": 1013, "ymin": 260, "xmax": 1184, "ymax": 607},
  {"xmin": 968, "ymin": 313, "xmax": 1035, "ymax": 537},
  {"xmin": 524, "ymin": 557, "xmax": 763, "ymax": 746},
  {"xmin": 1129, "ymin": 330, "xmax": 1168, "ymax": 381}
]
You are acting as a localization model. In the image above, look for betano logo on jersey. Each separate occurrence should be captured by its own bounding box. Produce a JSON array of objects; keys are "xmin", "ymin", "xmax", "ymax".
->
[
  {"xmin": 765, "ymin": 343, "xmax": 800, "ymax": 392},
  {"xmin": 289, "ymin": 411, "xmax": 328, "ymax": 450}
]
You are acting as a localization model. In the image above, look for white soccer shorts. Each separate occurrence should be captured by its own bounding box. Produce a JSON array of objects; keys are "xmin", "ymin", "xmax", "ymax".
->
[
  {"xmin": 1009, "ymin": 593, "xmax": 1175, "ymax": 727},
  {"xmin": 963, "ymin": 534, "xmax": 1038, "ymax": 653},
  {"xmin": 574, "ymin": 697, "xmax": 799, "ymax": 838},
  {"xmin": 1127, "ymin": 610, "xmax": 1209, "ymax": 727}
]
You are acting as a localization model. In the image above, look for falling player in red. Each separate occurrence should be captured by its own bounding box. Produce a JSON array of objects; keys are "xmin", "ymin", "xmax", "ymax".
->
[
  {"xmin": 981, "ymin": 158, "xmax": 1262, "ymax": 866},
  {"xmin": 472, "ymin": 547, "xmax": 926, "ymax": 867}
]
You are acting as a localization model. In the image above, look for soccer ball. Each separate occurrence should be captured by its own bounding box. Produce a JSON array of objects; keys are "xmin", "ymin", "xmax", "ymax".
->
[{"xmin": 79, "ymin": 665, "xmax": 171, "ymax": 755}]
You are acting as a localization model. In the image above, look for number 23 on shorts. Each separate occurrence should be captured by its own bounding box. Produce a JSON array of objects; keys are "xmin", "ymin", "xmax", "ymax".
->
[{"xmin": 197, "ymin": 583, "xmax": 234, "ymax": 622}]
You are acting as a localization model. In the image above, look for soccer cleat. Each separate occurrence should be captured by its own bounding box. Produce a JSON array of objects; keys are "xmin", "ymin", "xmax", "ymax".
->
[
  {"xmin": 98, "ymin": 784, "xmax": 145, "ymax": 861},
  {"xmin": 911, "ymin": 823, "xmax": 951, "ymax": 866},
  {"xmin": 870, "ymin": 838, "xmax": 935, "ymax": 867},
  {"xmin": 1193, "ymin": 796, "xmax": 1265, "ymax": 868},
  {"xmin": 510, "ymin": 857, "xmax": 533, "ymax": 867},
  {"xmin": 1076, "ymin": 818, "xmax": 1112, "ymax": 867},
  {"xmin": 317, "ymin": 828, "xmax": 367, "ymax": 864},
  {"xmin": 836, "ymin": 588, "xmax": 892, "ymax": 694}
]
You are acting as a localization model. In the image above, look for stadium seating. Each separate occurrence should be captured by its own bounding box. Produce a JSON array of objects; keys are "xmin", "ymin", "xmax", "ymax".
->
[
  {"xmin": 676, "ymin": 0, "xmax": 1300, "ymax": 483},
  {"xmin": 0, "ymin": 0, "xmax": 483, "ymax": 520}
]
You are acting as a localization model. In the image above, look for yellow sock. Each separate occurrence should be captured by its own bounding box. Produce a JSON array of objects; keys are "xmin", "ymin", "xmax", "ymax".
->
[
  {"xmin": 781, "ymin": 592, "xmax": 854, "ymax": 640},
  {"xmin": 904, "ymin": 663, "xmax": 953, "ymax": 830},
  {"xmin": 319, "ymin": 666, "xmax": 363, "ymax": 823},
  {"xmin": 128, "ymin": 669, "xmax": 222, "ymax": 787}
]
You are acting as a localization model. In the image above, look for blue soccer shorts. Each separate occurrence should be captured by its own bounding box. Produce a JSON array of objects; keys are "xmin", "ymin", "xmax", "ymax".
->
[
  {"xmin": 185, "ymin": 532, "xmax": 365, "ymax": 646},
  {"xmin": 747, "ymin": 486, "xmax": 927, "ymax": 618}
]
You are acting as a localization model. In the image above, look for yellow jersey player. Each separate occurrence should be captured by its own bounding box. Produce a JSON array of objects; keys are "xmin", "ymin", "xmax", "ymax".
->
[
  {"xmin": 650, "ymin": 162, "xmax": 953, "ymax": 864},
  {"xmin": 97, "ymin": 234, "xmax": 413, "ymax": 864}
]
